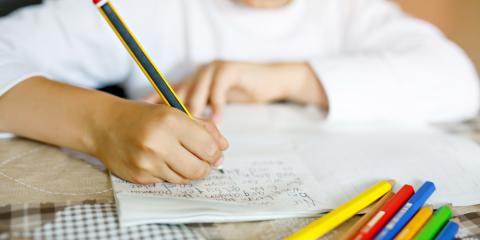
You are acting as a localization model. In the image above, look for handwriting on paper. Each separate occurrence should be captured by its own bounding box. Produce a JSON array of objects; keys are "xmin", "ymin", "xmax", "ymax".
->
[{"xmin": 112, "ymin": 158, "xmax": 320, "ymax": 208}]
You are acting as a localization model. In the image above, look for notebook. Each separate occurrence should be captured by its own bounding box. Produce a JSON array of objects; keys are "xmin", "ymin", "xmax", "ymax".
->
[{"xmin": 112, "ymin": 105, "xmax": 480, "ymax": 226}]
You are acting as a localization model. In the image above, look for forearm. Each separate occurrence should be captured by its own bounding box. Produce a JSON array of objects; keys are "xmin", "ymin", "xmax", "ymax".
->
[{"xmin": 0, "ymin": 77, "xmax": 119, "ymax": 155}]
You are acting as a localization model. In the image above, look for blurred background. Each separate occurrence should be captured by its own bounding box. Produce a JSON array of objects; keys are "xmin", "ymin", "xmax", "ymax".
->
[
  {"xmin": 1, "ymin": 0, "xmax": 478, "ymax": 74},
  {"xmin": 396, "ymin": 0, "xmax": 480, "ymax": 75}
]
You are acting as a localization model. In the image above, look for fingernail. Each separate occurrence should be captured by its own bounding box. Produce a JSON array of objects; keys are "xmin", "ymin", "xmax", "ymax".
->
[
  {"xmin": 222, "ymin": 137, "xmax": 229, "ymax": 147},
  {"xmin": 215, "ymin": 156, "xmax": 224, "ymax": 167}
]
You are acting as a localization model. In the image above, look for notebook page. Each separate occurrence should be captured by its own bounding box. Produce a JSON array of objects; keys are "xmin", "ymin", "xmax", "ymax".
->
[
  {"xmin": 220, "ymin": 105, "xmax": 480, "ymax": 207},
  {"xmin": 287, "ymin": 123, "xmax": 480, "ymax": 207},
  {"xmin": 112, "ymin": 144, "xmax": 328, "ymax": 211}
]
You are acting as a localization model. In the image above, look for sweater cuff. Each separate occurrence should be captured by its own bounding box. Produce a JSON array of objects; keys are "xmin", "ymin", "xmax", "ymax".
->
[{"xmin": 309, "ymin": 55, "xmax": 400, "ymax": 122}]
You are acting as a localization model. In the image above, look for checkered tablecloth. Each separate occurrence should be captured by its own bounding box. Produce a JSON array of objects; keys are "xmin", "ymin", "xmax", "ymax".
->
[
  {"xmin": 0, "ymin": 203, "xmax": 204, "ymax": 240},
  {"xmin": 1, "ymin": 202, "xmax": 479, "ymax": 240},
  {"xmin": 457, "ymin": 212, "xmax": 480, "ymax": 239}
]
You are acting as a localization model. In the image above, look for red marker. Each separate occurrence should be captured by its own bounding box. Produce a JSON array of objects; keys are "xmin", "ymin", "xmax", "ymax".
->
[{"xmin": 353, "ymin": 185, "xmax": 414, "ymax": 240}]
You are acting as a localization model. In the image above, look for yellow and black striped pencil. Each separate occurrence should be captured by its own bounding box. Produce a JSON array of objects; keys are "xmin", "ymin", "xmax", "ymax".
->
[{"xmin": 93, "ymin": 0, "xmax": 224, "ymax": 173}]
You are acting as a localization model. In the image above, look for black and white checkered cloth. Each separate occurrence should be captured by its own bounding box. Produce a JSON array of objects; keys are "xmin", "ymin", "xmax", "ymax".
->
[
  {"xmin": 1, "ymin": 203, "xmax": 204, "ymax": 240},
  {"xmin": 457, "ymin": 212, "xmax": 480, "ymax": 239},
  {"xmin": 2, "ymin": 203, "xmax": 480, "ymax": 240}
]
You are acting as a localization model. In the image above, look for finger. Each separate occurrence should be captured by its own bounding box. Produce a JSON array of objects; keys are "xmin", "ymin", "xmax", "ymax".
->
[
  {"xmin": 187, "ymin": 65, "xmax": 216, "ymax": 117},
  {"xmin": 209, "ymin": 68, "xmax": 232, "ymax": 121},
  {"xmin": 147, "ymin": 158, "xmax": 191, "ymax": 184},
  {"xmin": 142, "ymin": 93, "xmax": 162, "ymax": 104},
  {"xmin": 130, "ymin": 175, "xmax": 163, "ymax": 184},
  {"xmin": 166, "ymin": 144, "xmax": 212, "ymax": 180},
  {"xmin": 173, "ymin": 83, "xmax": 189, "ymax": 104},
  {"xmin": 196, "ymin": 119, "xmax": 229, "ymax": 151},
  {"xmin": 124, "ymin": 169, "xmax": 164, "ymax": 184},
  {"xmin": 178, "ymin": 124, "xmax": 222, "ymax": 165}
]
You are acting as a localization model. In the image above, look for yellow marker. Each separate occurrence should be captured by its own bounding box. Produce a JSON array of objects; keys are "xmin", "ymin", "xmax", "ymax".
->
[
  {"xmin": 287, "ymin": 180, "xmax": 393, "ymax": 240},
  {"xmin": 394, "ymin": 207, "xmax": 433, "ymax": 240}
]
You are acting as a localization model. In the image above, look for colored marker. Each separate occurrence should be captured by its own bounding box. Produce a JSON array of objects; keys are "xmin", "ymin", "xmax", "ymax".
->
[
  {"xmin": 341, "ymin": 192, "xmax": 394, "ymax": 240},
  {"xmin": 435, "ymin": 221, "xmax": 459, "ymax": 240},
  {"xmin": 394, "ymin": 207, "xmax": 433, "ymax": 240},
  {"xmin": 414, "ymin": 205, "xmax": 452, "ymax": 240},
  {"xmin": 92, "ymin": 0, "xmax": 225, "ymax": 172},
  {"xmin": 354, "ymin": 185, "xmax": 415, "ymax": 240},
  {"xmin": 287, "ymin": 180, "xmax": 393, "ymax": 240},
  {"xmin": 374, "ymin": 181, "xmax": 436, "ymax": 240}
]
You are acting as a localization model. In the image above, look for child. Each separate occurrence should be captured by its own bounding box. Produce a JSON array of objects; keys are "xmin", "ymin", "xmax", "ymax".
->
[{"xmin": 0, "ymin": 0, "xmax": 478, "ymax": 183}]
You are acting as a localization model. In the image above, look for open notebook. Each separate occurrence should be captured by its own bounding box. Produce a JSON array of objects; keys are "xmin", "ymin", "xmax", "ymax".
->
[
  {"xmin": 112, "ymin": 105, "xmax": 480, "ymax": 227},
  {"xmin": 112, "ymin": 151, "xmax": 324, "ymax": 225}
]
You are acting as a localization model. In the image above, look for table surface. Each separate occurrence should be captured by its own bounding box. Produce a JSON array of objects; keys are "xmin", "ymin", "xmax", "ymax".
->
[{"xmin": 1, "ymin": 118, "xmax": 480, "ymax": 239}]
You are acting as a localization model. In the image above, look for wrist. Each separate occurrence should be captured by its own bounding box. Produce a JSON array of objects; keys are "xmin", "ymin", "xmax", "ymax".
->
[
  {"xmin": 281, "ymin": 63, "xmax": 329, "ymax": 110},
  {"xmin": 262, "ymin": 63, "xmax": 304, "ymax": 102},
  {"xmin": 268, "ymin": 63, "xmax": 314, "ymax": 101},
  {"xmin": 83, "ymin": 91, "xmax": 125, "ymax": 157}
]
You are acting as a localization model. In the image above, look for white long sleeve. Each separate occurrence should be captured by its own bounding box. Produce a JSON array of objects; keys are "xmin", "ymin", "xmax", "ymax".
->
[
  {"xmin": 0, "ymin": 0, "xmax": 132, "ymax": 95},
  {"xmin": 309, "ymin": 0, "xmax": 480, "ymax": 123},
  {"xmin": 0, "ymin": 0, "xmax": 478, "ymax": 124}
]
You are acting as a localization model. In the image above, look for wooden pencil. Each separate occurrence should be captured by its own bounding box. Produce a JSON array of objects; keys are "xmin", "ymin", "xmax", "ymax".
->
[{"xmin": 339, "ymin": 192, "xmax": 394, "ymax": 240}]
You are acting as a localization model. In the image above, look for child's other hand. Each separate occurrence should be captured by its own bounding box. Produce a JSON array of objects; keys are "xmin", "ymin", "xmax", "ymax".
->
[
  {"xmin": 93, "ymin": 100, "xmax": 229, "ymax": 184},
  {"xmin": 157, "ymin": 61, "xmax": 328, "ymax": 121}
]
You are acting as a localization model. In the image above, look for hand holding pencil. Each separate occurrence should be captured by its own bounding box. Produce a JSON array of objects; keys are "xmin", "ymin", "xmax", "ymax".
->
[
  {"xmin": 95, "ymin": 101, "xmax": 228, "ymax": 184},
  {"xmin": 92, "ymin": 0, "xmax": 228, "ymax": 183}
]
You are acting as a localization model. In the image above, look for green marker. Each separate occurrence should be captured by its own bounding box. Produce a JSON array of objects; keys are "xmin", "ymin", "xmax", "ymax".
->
[{"xmin": 414, "ymin": 205, "xmax": 452, "ymax": 240}]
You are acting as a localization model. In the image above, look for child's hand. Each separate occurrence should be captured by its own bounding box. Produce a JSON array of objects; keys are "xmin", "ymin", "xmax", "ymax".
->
[
  {"xmin": 92, "ymin": 100, "xmax": 229, "ymax": 184},
  {"xmin": 144, "ymin": 61, "xmax": 328, "ymax": 120}
]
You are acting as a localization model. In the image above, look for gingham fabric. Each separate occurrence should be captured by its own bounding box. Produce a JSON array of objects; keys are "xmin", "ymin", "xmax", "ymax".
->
[
  {"xmin": 457, "ymin": 212, "xmax": 480, "ymax": 239},
  {"xmin": 0, "ymin": 200, "xmax": 102, "ymax": 233},
  {"xmin": 1, "ymin": 203, "xmax": 61, "ymax": 233},
  {"xmin": 1, "ymin": 202, "xmax": 479, "ymax": 239},
  {"xmin": 1, "ymin": 203, "xmax": 204, "ymax": 240}
]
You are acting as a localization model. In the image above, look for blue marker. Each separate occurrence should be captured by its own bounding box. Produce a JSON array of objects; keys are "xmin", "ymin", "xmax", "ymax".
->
[
  {"xmin": 374, "ymin": 181, "xmax": 436, "ymax": 240},
  {"xmin": 435, "ymin": 221, "xmax": 459, "ymax": 240}
]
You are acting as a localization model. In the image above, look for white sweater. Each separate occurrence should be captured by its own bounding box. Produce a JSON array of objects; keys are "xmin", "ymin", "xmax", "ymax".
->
[{"xmin": 0, "ymin": 0, "xmax": 478, "ymax": 123}]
